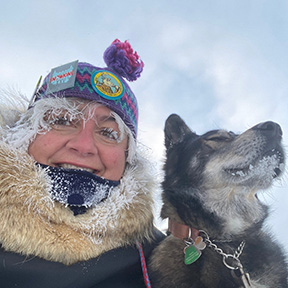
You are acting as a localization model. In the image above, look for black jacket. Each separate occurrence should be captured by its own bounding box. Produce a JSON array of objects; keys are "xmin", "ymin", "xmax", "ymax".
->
[{"xmin": 0, "ymin": 229, "xmax": 164, "ymax": 288}]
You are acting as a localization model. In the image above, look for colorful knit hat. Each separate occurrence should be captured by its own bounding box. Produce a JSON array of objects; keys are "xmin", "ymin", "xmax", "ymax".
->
[{"xmin": 30, "ymin": 39, "xmax": 144, "ymax": 139}]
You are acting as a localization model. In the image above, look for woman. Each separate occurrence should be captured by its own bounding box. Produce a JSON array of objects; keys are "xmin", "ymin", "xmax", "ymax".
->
[{"xmin": 0, "ymin": 39, "xmax": 164, "ymax": 287}]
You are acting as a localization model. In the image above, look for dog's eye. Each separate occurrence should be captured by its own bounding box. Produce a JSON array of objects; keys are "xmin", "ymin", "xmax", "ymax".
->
[
  {"xmin": 207, "ymin": 136, "xmax": 229, "ymax": 141},
  {"xmin": 206, "ymin": 131, "xmax": 234, "ymax": 142}
]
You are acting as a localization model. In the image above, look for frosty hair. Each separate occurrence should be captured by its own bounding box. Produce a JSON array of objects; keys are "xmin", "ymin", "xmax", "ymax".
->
[{"xmin": 3, "ymin": 97, "xmax": 136, "ymax": 164}]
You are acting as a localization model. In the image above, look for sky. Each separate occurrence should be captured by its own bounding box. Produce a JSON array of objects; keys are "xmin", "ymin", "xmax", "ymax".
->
[{"xmin": 1, "ymin": 0, "xmax": 288, "ymax": 252}]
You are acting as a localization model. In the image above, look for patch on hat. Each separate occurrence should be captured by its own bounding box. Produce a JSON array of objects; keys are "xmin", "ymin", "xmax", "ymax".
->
[
  {"xmin": 47, "ymin": 60, "xmax": 79, "ymax": 93},
  {"xmin": 91, "ymin": 70, "xmax": 125, "ymax": 100}
]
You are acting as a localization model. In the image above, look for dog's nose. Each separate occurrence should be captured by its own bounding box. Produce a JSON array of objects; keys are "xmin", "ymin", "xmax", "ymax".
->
[{"xmin": 253, "ymin": 121, "xmax": 283, "ymax": 137}]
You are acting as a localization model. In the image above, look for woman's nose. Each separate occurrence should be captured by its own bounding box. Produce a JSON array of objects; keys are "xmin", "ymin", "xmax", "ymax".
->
[{"xmin": 66, "ymin": 122, "xmax": 98, "ymax": 156}]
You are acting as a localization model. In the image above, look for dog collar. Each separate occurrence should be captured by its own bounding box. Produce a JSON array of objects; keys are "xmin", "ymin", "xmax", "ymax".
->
[{"xmin": 168, "ymin": 218, "xmax": 200, "ymax": 241}]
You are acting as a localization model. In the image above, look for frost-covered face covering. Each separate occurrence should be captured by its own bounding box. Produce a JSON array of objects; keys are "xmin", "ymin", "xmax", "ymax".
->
[{"xmin": 38, "ymin": 164, "xmax": 120, "ymax": 216}]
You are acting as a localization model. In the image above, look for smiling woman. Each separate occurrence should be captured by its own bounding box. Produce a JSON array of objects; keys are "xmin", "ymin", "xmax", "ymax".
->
[
  {"xmin": 0, "ymin": 39, "xmax": 164, "ymax": 288},
  {"xmin": 28, "ymin": 102, "xmax": 128, "ymax": 181}
]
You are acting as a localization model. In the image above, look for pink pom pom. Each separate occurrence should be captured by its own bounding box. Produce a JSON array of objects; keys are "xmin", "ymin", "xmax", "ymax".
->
[
  {"xmin": 112, "ymin": 39, "xmax": 143, "ymax": 68},
  {"xmin": 104, "ymin": 39, "xmax": 144, "ymax": 81}
]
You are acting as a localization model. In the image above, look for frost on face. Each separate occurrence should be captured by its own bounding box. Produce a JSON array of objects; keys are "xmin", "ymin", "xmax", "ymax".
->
[
  {"xmin": 39, "ymin": 164, "xmax": 120, "ymax": 215},
  {"xmin": 225, "ymin": 151, "xmax": 285, "ymax": 188}
]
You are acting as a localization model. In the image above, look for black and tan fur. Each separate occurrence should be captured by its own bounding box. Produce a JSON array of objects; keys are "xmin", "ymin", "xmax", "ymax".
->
[{"xmin": 149, "ymin": 114, "xmax": 288, "ymax": 287}]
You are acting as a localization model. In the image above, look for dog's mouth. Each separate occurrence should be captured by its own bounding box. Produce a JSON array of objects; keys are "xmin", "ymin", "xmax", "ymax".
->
[{"xmin": 224, "ymin": 149, "xmax": 285, "ymax": 179}]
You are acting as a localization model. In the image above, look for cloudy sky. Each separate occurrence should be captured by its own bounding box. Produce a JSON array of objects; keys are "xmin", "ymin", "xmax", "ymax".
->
[{"xmin": 1, "ymin": 1, "xmax": 288, "ymax": 251}]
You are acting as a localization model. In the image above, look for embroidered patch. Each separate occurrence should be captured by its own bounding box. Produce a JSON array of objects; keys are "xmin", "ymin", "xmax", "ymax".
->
[
  {"xmin": 47, "ymin": 60, "xmax": 78, "ymax": 93},
  {"xmin": 91, "ymin": 70, "xmax": 125, "ymax": 100}
]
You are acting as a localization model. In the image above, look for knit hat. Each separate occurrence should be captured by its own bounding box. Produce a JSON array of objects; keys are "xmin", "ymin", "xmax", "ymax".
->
[{"xmin": 30, "ymin": 39, "xmax": 144, "ymax": 139}]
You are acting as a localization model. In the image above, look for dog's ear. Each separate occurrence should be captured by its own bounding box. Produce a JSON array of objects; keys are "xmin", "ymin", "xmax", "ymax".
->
[{"xmin": 164, "ymin": 114, "xmax": 196, "ymax": 149}]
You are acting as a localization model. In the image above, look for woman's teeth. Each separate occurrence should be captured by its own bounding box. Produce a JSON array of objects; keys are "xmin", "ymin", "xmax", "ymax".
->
[{"xmin": 59, "ymin": 164, "xmax": 95, "ymax": 173}]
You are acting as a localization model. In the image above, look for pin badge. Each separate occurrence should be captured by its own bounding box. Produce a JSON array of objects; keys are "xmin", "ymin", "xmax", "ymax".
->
[
  {"xmin": 91, "ymin": 70, "xmax": 125, "ymax": 100},
  {"xmin": 47, "ymin": 60, "xmax": 78, "ymax": 94}
]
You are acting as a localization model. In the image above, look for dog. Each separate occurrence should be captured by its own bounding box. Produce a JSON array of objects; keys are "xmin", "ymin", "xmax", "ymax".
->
[{"xmin": 149, "ymin": 114, "xmax": 288, "ymax": 288}]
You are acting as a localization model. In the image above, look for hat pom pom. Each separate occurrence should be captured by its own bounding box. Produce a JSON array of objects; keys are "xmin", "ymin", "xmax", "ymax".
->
[{"xmin": 103, "ymin": 39, "xmax": 144, "ymax": 82}]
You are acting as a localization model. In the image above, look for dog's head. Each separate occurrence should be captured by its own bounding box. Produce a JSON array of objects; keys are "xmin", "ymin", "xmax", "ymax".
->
[{"xmin": 162, "ymin": 114, "xmax": 285, "ymax": 237}]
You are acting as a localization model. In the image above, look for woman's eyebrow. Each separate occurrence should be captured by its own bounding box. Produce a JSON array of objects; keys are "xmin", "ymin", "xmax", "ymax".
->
[{"xmin": 97, "ymin": 115, "xmax": 116, "ymax": 124}]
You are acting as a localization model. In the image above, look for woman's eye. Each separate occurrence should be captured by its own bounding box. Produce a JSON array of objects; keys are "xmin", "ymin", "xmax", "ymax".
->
[
  {"xmin": 99, "ymin": 128, "xmax": 119, "ymax": 141},
  {"xmin": 51, "ymin": 117, "xmax": 71, "ymax": 126},
  {"xmin": 48, "ymin": 116, "xmax": 79, "ymax": 129}
]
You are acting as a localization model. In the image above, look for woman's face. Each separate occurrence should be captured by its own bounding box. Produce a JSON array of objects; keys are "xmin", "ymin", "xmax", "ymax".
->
[{"xmin": 28, "ymin": 104, "xmax": 128, "ymax": 181}]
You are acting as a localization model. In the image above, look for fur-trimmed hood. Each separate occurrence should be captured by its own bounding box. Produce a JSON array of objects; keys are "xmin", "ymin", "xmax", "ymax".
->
[{"xmin": 0, "ymin": 93, "xmax": 156, "ymax": 265}]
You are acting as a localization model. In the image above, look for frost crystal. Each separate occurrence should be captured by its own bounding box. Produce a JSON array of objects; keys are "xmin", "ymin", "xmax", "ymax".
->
[{"xmin": 38, "ymin": 164, "xmax": 120, "ymax": 215}]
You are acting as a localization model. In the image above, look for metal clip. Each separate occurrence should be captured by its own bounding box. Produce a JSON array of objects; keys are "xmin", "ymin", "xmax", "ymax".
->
[
  {"xmin": 231, "ymin": 266, "xmax": 252, "ymax": 288},
  {"xmin": 239, "ymin": 267, "xmax": 252, "ymax": 288}
]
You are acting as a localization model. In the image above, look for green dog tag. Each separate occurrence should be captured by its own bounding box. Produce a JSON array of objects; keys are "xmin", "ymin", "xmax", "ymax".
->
[{"xmin": 184, "ymin": 245, "xmax": 202, "ymax": 265}]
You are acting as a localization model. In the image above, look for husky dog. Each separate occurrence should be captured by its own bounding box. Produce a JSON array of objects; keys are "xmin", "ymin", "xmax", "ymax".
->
[{"xmin": 149, "ymin": 114, "xmax": 288, "ymax": 288}]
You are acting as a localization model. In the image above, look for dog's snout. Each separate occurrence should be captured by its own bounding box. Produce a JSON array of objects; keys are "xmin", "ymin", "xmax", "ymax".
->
[{"xmin": 253, "ymin": 121, "xmax": 283, "ymax": 137}]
